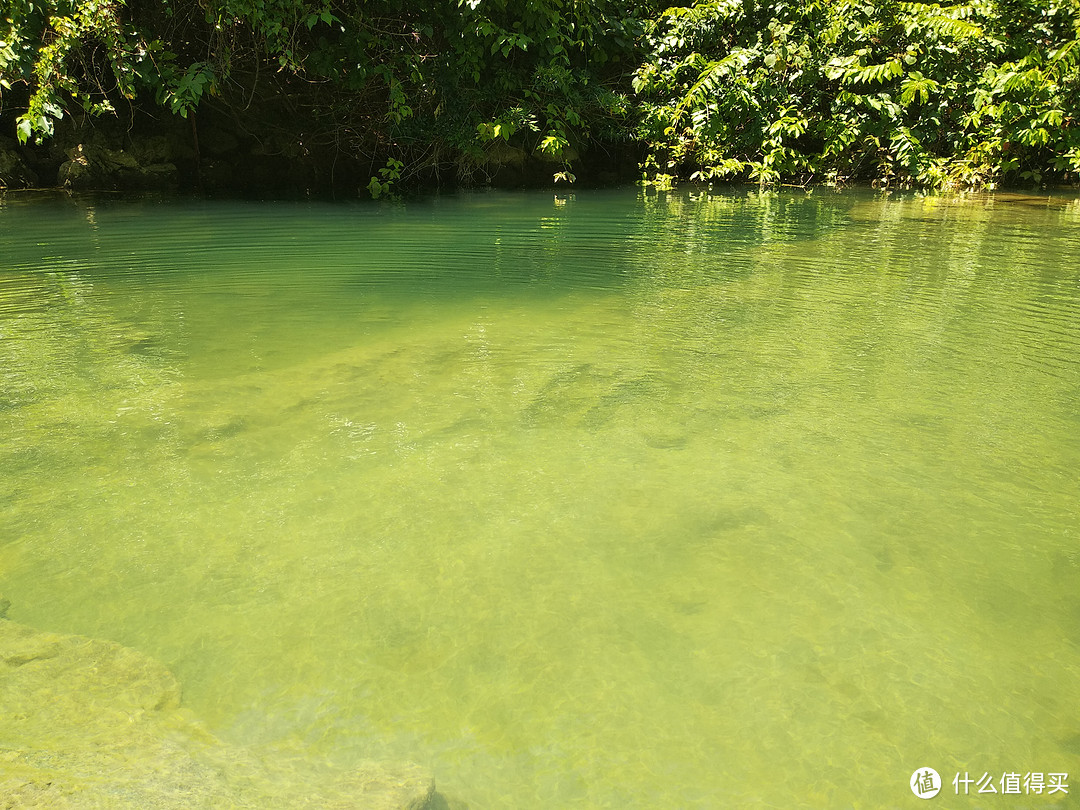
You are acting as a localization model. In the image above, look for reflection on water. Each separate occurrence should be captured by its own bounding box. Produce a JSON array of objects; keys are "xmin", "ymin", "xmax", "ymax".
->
[{"xmin": 2, "ymin": 188, "xmax": 1080, "ymax": 807}]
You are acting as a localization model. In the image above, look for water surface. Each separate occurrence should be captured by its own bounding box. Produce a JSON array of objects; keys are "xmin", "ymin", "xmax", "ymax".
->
[{"xmin": 2, "ymin": 188, "xmax": 1079, "ymax": 807}]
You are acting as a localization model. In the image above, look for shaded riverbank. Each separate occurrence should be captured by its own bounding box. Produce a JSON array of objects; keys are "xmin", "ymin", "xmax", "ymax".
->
[{"xmin": 0, "ymin": 105, "xmax": 642, "ymax": 197}]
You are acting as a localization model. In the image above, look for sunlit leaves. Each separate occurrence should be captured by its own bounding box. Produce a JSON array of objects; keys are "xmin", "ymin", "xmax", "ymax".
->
[
  {"xmin": 4, "ymin": 0, "xmax": 163, "ymax": 141},
  {"xmin": 166, "ymin": 62, "xmax": 215, "ymax": 118},
  {"xmin": 635, "ymin": 0, "xmax": 1080, "ymax": 189},
  {"xmin": 5, "ymin": 0, "xmax": 1079, "ymax": 190},
  {"xmin": 844, "ymin": 59, "xmax": 904, "ymax": 86},
  {"xmin": 899, "ymin": 71, "xmax": 939, "ymax": 105}
]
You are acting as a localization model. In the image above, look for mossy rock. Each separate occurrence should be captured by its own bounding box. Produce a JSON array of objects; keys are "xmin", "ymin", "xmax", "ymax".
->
[{"xmin": 0, "ymin": 619, "xmax": 452, "ymax": 809}]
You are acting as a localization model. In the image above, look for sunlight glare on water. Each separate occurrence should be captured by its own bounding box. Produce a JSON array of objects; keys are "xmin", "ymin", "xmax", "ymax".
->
[{"xmin": 2, "ymin": 188, "xmax": 1080, "ymax": 807}]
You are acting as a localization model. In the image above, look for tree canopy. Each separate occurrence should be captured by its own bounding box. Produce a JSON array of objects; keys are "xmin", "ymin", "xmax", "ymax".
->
[
  {"xmin": 2, "ymin": 0, "xmax": 1079, "ymax": 190},
  {"xmin": 635, "ymin": 0, "xmax": 1080, "ymax": 188}
]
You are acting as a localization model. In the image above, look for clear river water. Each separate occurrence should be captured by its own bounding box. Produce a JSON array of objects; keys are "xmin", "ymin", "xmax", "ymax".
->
[{"xmin": 2, "ymin": 187, "xmax": 1079, "ymax": 807}]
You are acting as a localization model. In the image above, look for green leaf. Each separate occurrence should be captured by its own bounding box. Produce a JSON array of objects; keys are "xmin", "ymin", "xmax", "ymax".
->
[
  {"xmin": 899, "ymin": 71, "xmax": 938, "ymax": 105},
  {"xmin": 367, "ymin": 176, "xmax": 386, "ymax": 198}
]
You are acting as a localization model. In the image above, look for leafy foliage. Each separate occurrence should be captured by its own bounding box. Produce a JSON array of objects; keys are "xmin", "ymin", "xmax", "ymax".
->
[
  {"xmin": 3, "ymin": 0, "xmax": 1079, "ymax": 189},
  {"xmin": 634, "ymin": 0, "xmax": 1080, "ymax": 188},
  {"xmin": 3, "ymin": 0, "xmax": 148, "ymax": 142},
  {"xmin": 1, "ymin": 0, "xmax": 653, "ymax": 188}
]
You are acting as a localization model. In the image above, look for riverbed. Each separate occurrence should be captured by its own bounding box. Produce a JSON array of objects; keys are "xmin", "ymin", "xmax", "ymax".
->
[{"xmin": 2, "ymin": 188, "xmax": 1078, "ymax": 807}]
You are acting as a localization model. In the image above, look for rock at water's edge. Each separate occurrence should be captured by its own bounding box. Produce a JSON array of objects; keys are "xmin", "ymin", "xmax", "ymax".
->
[
  {"xmin": 0, "ymin": 138, "xmax": 39, "ymax": 188},
  {"xmin": 0, "ymin": 618, "xmax": 451, "ymax": 809}
]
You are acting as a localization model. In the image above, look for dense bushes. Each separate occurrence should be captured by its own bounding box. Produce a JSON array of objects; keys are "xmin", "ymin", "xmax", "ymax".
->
[
  {"xmin": 2, "ymin": 0, "xmax": 1079, "ymax": 189},
  {"xmin": 1, "ymin": 0, "xmax": 652, "ymax": 188},
  {"xmin": 634, "ymin": 0, "xmax": 1080, "ymax": 188}
]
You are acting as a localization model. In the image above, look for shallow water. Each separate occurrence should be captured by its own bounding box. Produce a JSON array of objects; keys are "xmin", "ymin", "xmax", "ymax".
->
[{"xmin": 2, "ymin": 188, "xmax": 1079, "ymax": 807}]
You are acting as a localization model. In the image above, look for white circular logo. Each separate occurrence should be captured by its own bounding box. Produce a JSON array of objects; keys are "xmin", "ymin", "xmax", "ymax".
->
[{"xmin": 911, "ymin": 767, "xmax": 941, "ymax": 799}]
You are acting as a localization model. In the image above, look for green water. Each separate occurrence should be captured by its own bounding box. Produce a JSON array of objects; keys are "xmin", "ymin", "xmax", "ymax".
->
[{"xmin": 2, "ymin": 188, "xmax": 1079, "ymax": 807}]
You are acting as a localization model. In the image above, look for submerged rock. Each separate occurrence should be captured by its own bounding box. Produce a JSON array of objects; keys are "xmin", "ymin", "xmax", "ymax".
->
[{"xmin": 0, "ymin": 619, "xmax": 451, "ymax": 809}]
